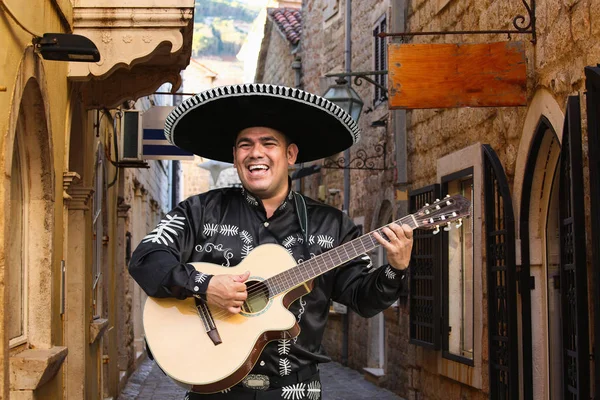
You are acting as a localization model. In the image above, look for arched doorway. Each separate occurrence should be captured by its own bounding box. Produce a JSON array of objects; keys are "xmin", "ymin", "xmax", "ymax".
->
[{"xmin": 4, "ymin": 76, "xmax": 55, "ymax": 393}]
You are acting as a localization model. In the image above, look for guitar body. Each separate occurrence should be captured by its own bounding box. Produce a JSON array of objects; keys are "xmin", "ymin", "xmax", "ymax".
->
[{"xmin": 143, "ymin": 244, "xmax": 310, "ymax": 393}]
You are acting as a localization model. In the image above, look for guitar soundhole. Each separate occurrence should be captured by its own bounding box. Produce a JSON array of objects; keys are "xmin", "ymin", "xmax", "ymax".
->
[{"xmin": 241, "ymin": 280, "xmax": 270, "ymax": 315}]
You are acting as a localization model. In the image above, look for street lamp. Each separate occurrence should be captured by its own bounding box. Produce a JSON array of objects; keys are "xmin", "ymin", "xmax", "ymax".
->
[
  {"xmin": 198, "ymin": 159, "xmax": 233, "ymax": 187},
  {"xmin": 323, "ymin": 78, "xmax": 364, "ymax": 122}
]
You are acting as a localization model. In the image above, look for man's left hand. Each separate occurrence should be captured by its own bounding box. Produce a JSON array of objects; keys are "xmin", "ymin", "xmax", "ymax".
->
[{"xmin": 373, "ymin": 223, "xmax": 414, "ymax": 270}]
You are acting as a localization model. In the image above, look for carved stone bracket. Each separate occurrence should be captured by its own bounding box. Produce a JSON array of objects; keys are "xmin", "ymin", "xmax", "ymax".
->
[
  {"xmin": 63, "ymin": 171, "xmax": 81, "ymax": 200},
  {"xmin": 69, "ymin": 0, "xmax": 194, "ymax": 109},
  {"xmin": 67, "ymin": 187, "xmax": 95, "ymax": 211},
  {"xmin": 10, "ymin": 346, "xmax": 68, "ymax": 390},
  {"xmin": 117, "ymin": 196, "xmax": 131, "ymax": 219},
  {"xmin": 89, "ymin": 318, "xmax": 109, "ymax": 344}
]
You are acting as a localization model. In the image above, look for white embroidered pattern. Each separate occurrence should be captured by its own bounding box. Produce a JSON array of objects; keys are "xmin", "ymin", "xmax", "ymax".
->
[
  {"xmin": 306, "ymin": 381, "xmax": 321, "ymax": 400},
  {"xmin": 282, "ymin": 235, "xmax": 296, "ymax": 248},
  {"xmin": 241, "ymin": 244, "xmax": 253, "ymax": 259},
  {"xmin": 281, "ymin": 383, "xmax": 306, "ymax": 400},
  {"xmin": 194, "ymin": 273, "xmax": 208, "ymax": 284},
  {"xmin": 203, "ymin": 223, "xmax": 219, "ymax": 237},
  {"xmin": 308, "ymin": 235, "xmax": 315, "ymax": 245},
  {"xmin": 361, "ymin": 254, "xmax": 373, "ymax": 269},
  {"xmin": 278, "ymin": 339, "xmax": 291, "ymax": 355},
  {"xmin": 245, "ymin": 192, "xmax": 258, "ymax": 206},
  {"xmin": 220, "ymin": 224, "xmax": 239, "ymax": 236},
  {"xmin": 278, "ymin": 201, "xmax": 288, "ymax": 211},
  {"xmin": 384, "ymin": 266, "xmax": 397, "ymax": 280},
  {"xmin": 293, "ymin": 297, "xmax": 307, "ymax": 343},
  {"xmin": 279, "ymin": 358, "xmax": 292, "ymax": 376},
  {"xmin": 195, "ymin": 243, "xmax": 234, "ymax": 267},
  {"xmin": 220, "ymin": 388, "xmax": 231, "ymax": 394},
  {"xmin": 142, "ymin": 214, "xmax": 186, "ymax": 245},
  {"xmin": 240, "ymin": 230, "xmax": 253, "ymax": 244},
  {"xmin": 316, "ymin": 235, "xmax": 334, "ymax": 249}
]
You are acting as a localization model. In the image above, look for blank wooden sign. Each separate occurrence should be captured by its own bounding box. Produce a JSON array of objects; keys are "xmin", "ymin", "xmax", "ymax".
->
[{"xmin": 388, "ymin": 41, "xmax": 527, "ymax": 109}]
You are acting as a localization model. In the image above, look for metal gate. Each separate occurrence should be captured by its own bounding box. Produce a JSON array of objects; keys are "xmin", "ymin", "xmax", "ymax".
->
[
  {"xmin": 483, "ymin": 144, "xmax": 519, "ymax": 400},
  {"xmin": 559, "ymin": 95, "xmax": 590, "ymax": 400}
]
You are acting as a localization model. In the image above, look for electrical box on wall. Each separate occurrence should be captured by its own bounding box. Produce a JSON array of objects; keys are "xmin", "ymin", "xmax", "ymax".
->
[{"xmin": 121, "ymin": 110, "xmax": 143, "ymax": 161}]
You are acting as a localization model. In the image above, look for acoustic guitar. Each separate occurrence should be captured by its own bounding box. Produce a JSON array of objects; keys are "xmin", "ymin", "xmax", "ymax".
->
[{"xmin": 143, "ymin": 194, "xmax": 470, "ymax": 393}]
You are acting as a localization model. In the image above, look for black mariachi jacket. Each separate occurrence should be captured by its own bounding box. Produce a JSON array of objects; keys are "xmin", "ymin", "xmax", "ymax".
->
[{"xmin": 129, "ymin": 185, "xmax": 405, "ymax": 378}]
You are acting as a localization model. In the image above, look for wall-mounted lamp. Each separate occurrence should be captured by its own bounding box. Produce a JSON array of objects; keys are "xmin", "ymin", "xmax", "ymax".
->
[
  {"xmin": 322, "ymin": 77, "xmax": 364, "ymax": 122},
  {"xmin": 33, "ymin": 33, "xmax": 100, "ymax": 62}
]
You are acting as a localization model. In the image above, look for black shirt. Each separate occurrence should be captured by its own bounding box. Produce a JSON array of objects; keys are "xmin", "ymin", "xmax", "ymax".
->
[{"xmin": 129, "ymin": 185, "xmax": 405, "ymax": 377}]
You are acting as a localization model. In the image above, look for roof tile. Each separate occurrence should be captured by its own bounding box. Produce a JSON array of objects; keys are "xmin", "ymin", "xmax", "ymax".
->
[{"xmin": 268, "ymin": 8, "xmax": 302, "ymax": 46}]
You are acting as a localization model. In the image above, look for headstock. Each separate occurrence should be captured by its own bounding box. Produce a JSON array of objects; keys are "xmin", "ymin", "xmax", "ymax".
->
[{"xmin": 414, "ymin": 194, "xmax": 471, "ymax": 234}]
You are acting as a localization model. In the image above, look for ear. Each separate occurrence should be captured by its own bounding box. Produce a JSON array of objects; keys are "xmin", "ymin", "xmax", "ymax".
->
[{"xmin": 287, "ymin": 143, "xmax": 299, "ymax": 165}]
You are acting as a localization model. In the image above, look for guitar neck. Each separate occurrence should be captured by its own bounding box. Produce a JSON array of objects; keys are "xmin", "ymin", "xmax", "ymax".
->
[{"xmin": 266, "ymin": 214, "xmax": 419, "ymax": 296}]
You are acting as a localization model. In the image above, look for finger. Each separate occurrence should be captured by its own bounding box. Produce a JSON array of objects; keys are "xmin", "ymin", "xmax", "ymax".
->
[
  {"xmin": 388, "ymin": 223, "xmax": 406, "ymax": 239},
  {"xmin": 235, "ymin": 291, "xmax": 248, "ymax": 301},
  {"xmin": 228, "ymin": 306, "xmax": 241, "ymax": 314},
  {"xmin": 401, "ymin": 224, "xmax": 414, "ymax": 240},
  {"xmin": 231, "ymin": 300, "xmax": 244, "ymax": 307},
  {"xmin": 373, "ymin": 231, "xmax": 393, "ymax": 250},
  {"xmin": 233, "ymin": 271, "xmax": 251, "ymax": 282},
  {"xmin": 381, "ymin": 226, "xmax": 398, "ymax": 242},
  {"xmin": 233, "ymin": 282, "xmax": 248, "ymax": 292}
]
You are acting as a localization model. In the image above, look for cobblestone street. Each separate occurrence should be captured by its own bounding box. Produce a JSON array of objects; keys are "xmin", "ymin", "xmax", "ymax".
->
[{"xmin": 117, "ymin": 358, "xmax": 404, "ymax": 400}]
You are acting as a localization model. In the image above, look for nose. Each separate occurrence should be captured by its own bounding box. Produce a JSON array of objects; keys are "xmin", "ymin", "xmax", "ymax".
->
[{"xmin": 249, "ymin": 143, "xmax": 264, "ymax": 159}]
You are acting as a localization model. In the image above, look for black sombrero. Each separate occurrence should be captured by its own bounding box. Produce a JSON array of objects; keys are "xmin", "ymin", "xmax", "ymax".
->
[{"xmin": 164, "ymin": 83, "xmax": 361, "ymax": 163}]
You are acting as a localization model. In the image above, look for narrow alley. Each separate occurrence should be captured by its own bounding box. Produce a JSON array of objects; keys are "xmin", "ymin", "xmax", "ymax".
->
[{"xmin": 117, "ymin": 358, "xmax": 405, "ymax": 400}]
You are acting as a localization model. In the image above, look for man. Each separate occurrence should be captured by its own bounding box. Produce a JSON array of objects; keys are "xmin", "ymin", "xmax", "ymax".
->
[{"xmin": 129, "ymin": 84, "xmax": 413, "ymax": 400}]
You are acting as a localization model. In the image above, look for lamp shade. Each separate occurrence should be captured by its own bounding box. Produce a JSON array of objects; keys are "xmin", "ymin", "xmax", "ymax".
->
[{"xmin": 323, "ymin": 82, "xmax": 364, "ymax": 122}]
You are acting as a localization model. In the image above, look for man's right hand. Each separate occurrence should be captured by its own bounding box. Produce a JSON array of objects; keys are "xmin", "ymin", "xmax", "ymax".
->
[{"xmin": 205, "ymin": 271, "xmax": 250, "ymax": 314}]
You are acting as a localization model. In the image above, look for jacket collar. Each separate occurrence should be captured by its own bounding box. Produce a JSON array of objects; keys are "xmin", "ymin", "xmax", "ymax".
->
[{"xmin": 241, "ymin": 178, "xmax": 294, "ymax": 214}]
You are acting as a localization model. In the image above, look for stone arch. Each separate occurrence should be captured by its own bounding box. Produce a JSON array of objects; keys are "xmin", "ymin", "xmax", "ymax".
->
[
  {"xmin": 512, "ymin": 88, "xmax": 564, "ymax": 235},
  {"xmin": 3, "ymin": 49, "xmax": 56, "ymax": 351},
  {"xmin": 514, "ymin": 89, "xmax": 563, "ymax": 400}
]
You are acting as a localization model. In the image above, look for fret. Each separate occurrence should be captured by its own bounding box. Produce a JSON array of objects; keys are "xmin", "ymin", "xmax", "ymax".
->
[{"xmin": 264, "ymin": 212, "xmax": 420, "ymax": 296}]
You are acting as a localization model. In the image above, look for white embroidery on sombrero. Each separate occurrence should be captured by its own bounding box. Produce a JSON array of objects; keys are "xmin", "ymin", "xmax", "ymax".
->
[{"xmin": 163, "ymin": 84, "xmax": 361, "ymax": 150}]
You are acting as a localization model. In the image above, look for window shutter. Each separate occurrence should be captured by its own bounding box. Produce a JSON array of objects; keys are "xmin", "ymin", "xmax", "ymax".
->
[
  {"xmin": 558, "ymin": 96, "xmax": 590, "ymax": 400},
  {"xmin": 585, "ymin": 65, "xmax": 600, "ymax": 399},
  {"xmin": 482, "ymin": 145, "xmax": 518, "ymax": 400},
  {"xmin": 409, "ymin": 184, "xmax": 441, "ymax": 349}
]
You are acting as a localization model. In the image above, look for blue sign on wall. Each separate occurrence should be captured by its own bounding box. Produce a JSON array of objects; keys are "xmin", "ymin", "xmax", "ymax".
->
[{"xmin": 142, "ymin": 106, "xmax": 194, "ymax": 160}]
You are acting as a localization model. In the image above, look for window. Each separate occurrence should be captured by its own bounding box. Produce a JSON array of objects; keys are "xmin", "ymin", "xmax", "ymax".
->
[
  {"xmin": 8, "ymin": 134, "xmax": 27, "ymax": 346},
  {"xmin": 442, "ymin": 168, "xmax": 474, "ymax": 364},
  {"xmin": 373, "ymin": 15, "xmax": 387, "ymax": 106},
  {"xmin": 92, "ymin": 146, "xmax": 105, "ymax": 319}
]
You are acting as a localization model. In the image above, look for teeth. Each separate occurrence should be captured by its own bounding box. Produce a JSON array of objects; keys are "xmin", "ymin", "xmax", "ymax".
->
[{"xmin": 249, "ymin": 165, "xmax": 268, "ymax": 171}]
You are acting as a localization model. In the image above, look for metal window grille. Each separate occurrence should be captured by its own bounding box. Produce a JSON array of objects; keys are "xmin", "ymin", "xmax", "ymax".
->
[
  {"xmin": 558, "ymin": 96, "xmax": 590, "ymax": 400},
  {"xmin": 483, "ymin": 144, "xmax": 518, "ymax": 400},
  {"xmin": 409, "ymin": 184, "xmax": 441, "ymax": 349},
  {"xmin": 584, "ymin": 65, "xmax": 600, "ymax": 398}
]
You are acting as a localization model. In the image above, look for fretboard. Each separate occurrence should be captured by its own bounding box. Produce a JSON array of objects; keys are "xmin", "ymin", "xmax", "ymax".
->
[{"xmin": 265, "ymin": 214, "xmax": 419, "ymax": 296}]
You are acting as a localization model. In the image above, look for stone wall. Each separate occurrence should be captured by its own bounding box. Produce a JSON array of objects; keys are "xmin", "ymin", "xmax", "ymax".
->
[{"xmin": 256, "ymin": 20, "xmax": 298, "ymax": 87}]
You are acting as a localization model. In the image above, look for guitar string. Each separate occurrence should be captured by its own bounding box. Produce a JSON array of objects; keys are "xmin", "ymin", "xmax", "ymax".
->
[
  {"xmin": 197, "ymin": 201, "xmax": 464, "ymax": 321},
  {"xmin": 207, "ymin": 217, "xmax": 416, "ymax": 321}
]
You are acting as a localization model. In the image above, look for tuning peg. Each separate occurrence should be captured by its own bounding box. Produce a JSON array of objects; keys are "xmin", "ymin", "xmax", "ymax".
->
[
  {"xmin": 425, "ymin": 203, "xmax": 430, "ymax": 206},
  {"xmin": 446, "ymin": 200, "xmax": 452, "ymax": 206},
  {"xmin": 433, "ymin": 225, "xmax": 440, "ymax": 235},
  {"xmin": 445, "ymin": 194, "xmax": 451, "ymax": 198},
  {"xmin": 455, "ymin": 218, "xmax": 463, "ymax": 228},
  {"xmin": 444, "ymin": 224, "xmax": 452, "ymax": 231},
  {"xmin": 425, "ymin": 209, "xmax": 431, "ymax": 215}
]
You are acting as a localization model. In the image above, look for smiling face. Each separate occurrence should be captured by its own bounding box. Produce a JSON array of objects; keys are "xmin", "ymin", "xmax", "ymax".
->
[{"xmin": 233, "ymin": 127, "xmax": 298, "ymax": 202}]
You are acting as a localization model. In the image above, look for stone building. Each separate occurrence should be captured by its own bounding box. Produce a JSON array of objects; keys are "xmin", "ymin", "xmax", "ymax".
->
[
  {"xmin": 0, "ymin": 1, "xmax": 194, "ymax": 399},
  {"xmin": 259, "ymin": 0, "xmax": 600, "ymax": 399}
]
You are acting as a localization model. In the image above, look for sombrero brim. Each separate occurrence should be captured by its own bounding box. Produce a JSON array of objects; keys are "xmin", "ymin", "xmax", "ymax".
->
[{"xmin": 164, "ymin": 84, "xmax": 361, "ymax": 163}]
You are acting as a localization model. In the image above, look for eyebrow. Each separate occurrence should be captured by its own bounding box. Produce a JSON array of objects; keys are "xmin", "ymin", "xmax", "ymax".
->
[{"xmin": 235, "ymin": 135, "xmax": 281, "ymax": 146}]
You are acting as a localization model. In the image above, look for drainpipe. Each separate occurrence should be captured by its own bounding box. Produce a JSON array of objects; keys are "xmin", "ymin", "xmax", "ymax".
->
[
  {"xmin": 341, "ymin": 0, "xmax": 352, "ymax": 367},
  {"xmin": 292, "ymin": 57, "xmax": 303, "ymax": 192}
]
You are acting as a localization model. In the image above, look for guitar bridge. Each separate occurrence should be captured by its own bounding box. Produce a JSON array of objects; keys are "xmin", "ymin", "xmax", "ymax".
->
[{"xmin": 194, "ymin": 297, "xmax": 222, "ymax": 345}]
